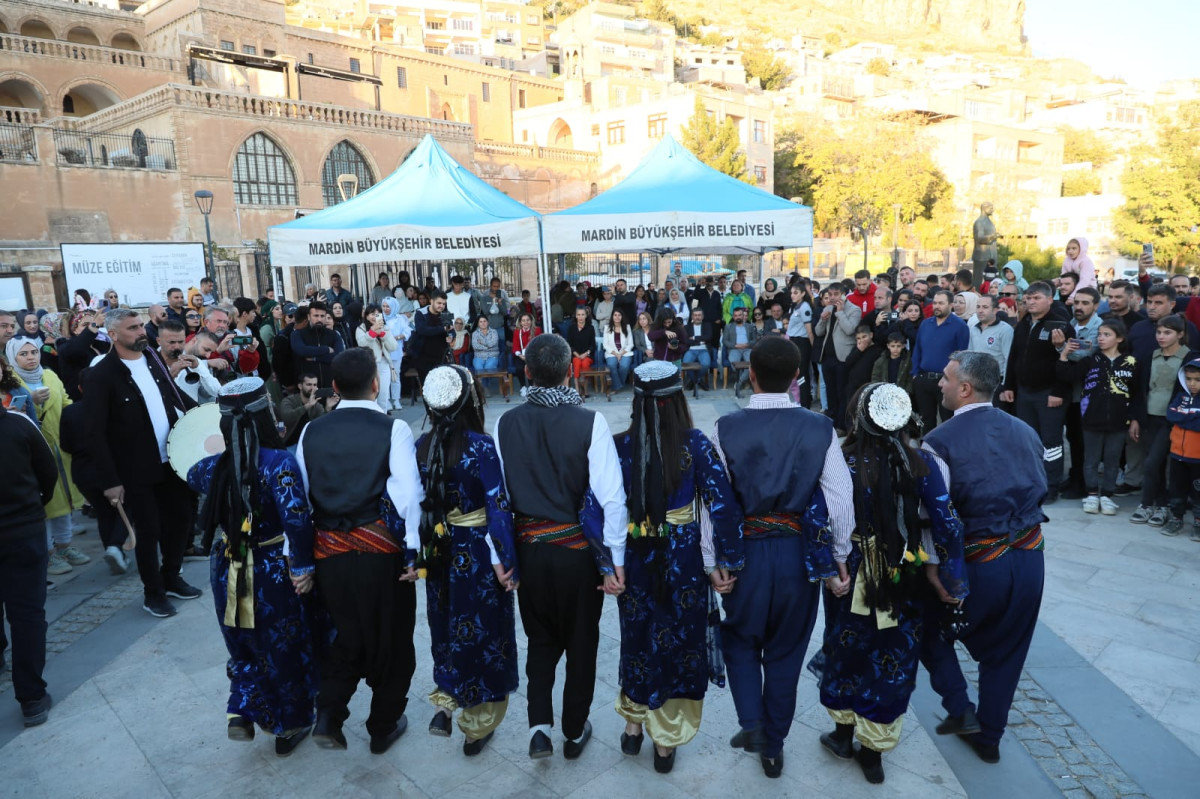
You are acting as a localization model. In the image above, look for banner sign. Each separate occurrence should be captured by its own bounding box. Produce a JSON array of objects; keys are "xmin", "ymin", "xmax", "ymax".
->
[
  {"xmin": 268, "ymin": 218, "xmax": 542, "ymax": 266},
  {"xmin": 61, "ymin": 242, "xmax": 205, "ymax": 308},
  {"xmin": 542, "ymin": 209, "xmax": 814, "ymax": 254}
]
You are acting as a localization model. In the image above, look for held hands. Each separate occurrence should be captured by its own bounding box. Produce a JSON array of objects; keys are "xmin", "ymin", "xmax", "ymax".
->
[
  {"xmin": 1047, "ymin": 395, "xmax": 1063, "ymax": 408},
  {"xmin": 398, "ymin": 566, "xmax": 420, "ymax": 582},
  {"xmin": 493, "ymin": 563, "xmax": 518, "ymax": 592},
  {"xmin": 709, "ymin": 567, "xmax": 736, "ymax": 594},
  {"xmin": 824, "ymin": 561, "xmax": 851, "ymax": 598},
  {"xmin": 290, "ymin": 572, "xmax": 314, "ymax": 595},
  {"xmin": 925, "ymin": 563, "xmax": 959, "ymax": 605},
  {"xmin": 600, "ymin": 565, "xmax": 626, "ymax": 596}
]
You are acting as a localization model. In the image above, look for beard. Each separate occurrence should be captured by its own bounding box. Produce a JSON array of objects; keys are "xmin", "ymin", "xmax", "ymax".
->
[{"xmin": 130, "ymin": 337, "xmax": 149, "ymax": 352}]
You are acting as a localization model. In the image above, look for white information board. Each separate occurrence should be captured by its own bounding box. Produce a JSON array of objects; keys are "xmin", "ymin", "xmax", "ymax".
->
[{"xmin": 61, "ymin": 242, "xmax": 206, "ymax": 308}]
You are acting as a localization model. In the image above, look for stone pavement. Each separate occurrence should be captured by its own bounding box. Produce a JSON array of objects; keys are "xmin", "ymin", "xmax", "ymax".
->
[{"xmin": 3, "ymin": 390, "xmax": 1200, "ymax": 798}]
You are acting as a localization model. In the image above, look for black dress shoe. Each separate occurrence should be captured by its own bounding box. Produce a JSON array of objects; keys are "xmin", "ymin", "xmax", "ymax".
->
[
  {"xmin": 463, "ymin": 731, "xmax": 494, "ymax": 756},
  {"xmin": 275, "ymin": 726, "xmax": 311, "ymax": 757},
  {"xmin": 730, "ymin": 726, "xmax": 764, "ymax": 753},
  {"xmin": 620, "ymin": 731, "xmax": 644, "ymax": 755},
  {"xmin": 21, "ymin": 693, "xmax": 52, "ymax": 728},
  {"xmin": 819, "ymin": 729, "xmax": 854, "ymax": 760},
  {"xmin": 760, "ymin": 752, "xmax": 784, "ymax": 778},
  {"xmin": 370, "ymin": 715, "xmax": 408, "ymax": 755},
  {"xmin": 856, "ymin": 747, "xmax": 885, "ymax": 784},
  {"xmin": 429, "ymin": 710, "xmax": 452, "ymax": 737},
  {"xmin": 563, "ymin": 720, "xmax": 592, "ymax": 760},
  {"xmin": 529, "ymin": 730, "xmax": 553, "ymax": 759},
  {"xmin": 227, "ymin": 716, "xmax": 255, "ymax": 741},
  {"xmin": 312, "ymin": 712, "xmax": 347, "ymax": 750},
  {"xmin": 653, "ymin": 746, "xmax": 676, "ymax": 774},
  {"xmin": 935, "ymin": 706, "xmax": 981, "ymax": 736},
  {"xmin": 965, "ymin": 733, "xmax": 1000, "ymax": 764}
]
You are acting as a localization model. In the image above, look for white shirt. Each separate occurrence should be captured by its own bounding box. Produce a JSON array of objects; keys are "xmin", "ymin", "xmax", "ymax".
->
[
  {"xmin": 446, "ymin": 290, "xmax": 471, "ymax": 323},
  {"xmin": 122, "ymin": 355, "xmax": 170, "ymax": 462},
  {"xmin": 295, "ymin": 398, "xmax": 425, "ymax": 552},
  {"xmin": 494, "ymin": 408, "xmax": 628, "ymax": 567},
  {"xmin": 173, "ymin": 357, "xmax": 221, "ymax": 404},
  {"xmin": 706, "ymin": 392, "xmax": 855, "ymax": 567}
]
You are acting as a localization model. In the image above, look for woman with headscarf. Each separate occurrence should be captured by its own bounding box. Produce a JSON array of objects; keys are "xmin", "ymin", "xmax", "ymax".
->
[
  {"xmin": 416, "ymin": 365, "xmax": 519, "ymax": 757},
  {"xmin": 330, "ymin": 301, "xmax": 354, "ymax": 349},
  {"xmin": 38, "ymin": 312, "xmax": 66, "ymax": 373},
  {"xmin": 665, "ymin": 288, "xmax": 689, "ymax": 319},
  {"xmin": 612, "ymin": 361, "xmax": 743, "ymax": 774},
  {"xmin": 187, "ymin": 377, "xmax": 323, "ymax": 758},
  {"xmin": 953, "ymin": 291, "xmax": 978, "ymax": 321},
  {"xmin": 379, "ymin": 297, "xmax": 411, "ymax": 409},
  {"xmin": 7, "ymin": 338, "xmax": 88, "ymax": 576},
  {"xmin": 815, "ymin": 383, "xmax": 968, "ymax": 784},
  {"xmin": 357, "ymin": 303, "xmax": 398, "ymax": 412},
  {"xmin": 757, "ymin": 278, "xmax": 785, "ymax": 315},
  {"xmin": 258, "ymin": 300, "xmax": 283, "ymax": 353}
]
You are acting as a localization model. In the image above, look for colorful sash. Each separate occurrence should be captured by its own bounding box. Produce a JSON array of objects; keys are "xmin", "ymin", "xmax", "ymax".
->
[
  {"xmin": 965, "ymin": 525, "xmax": 1044, "ymax": 564},
  {"xmin": 742, "ymin": 511, "xmax": 838, "ymax": 582},
  {"xmin": 742, "ymin": 512, "xmax": 804, "ymax": 537},
  {"xmin": 314, "ymin": 519, "xmax": 401, "ymax": 559},
  {"xmin": 516, "ymin": 516, "xmax": 588, "ymax": 550}
]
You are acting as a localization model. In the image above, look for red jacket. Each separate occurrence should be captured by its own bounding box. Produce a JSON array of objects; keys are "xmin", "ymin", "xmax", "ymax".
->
[{"xmin": 846, "ymin": 283, "xmax": 876, "ymax": 316}]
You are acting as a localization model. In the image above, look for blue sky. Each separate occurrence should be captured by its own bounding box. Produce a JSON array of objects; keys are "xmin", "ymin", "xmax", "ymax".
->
[{"xmin": 1024, "ymin": 0, "xmax": 1200, "ymax": 88}]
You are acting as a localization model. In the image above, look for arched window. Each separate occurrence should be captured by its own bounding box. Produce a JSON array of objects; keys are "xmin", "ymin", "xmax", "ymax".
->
[
  {"xmin": 321, "ymin": 140, "xmax": 375, "ymax": 206},
  {"xmin": 232, "ymin": 133, "xmax": 297, "ymax": 206}
]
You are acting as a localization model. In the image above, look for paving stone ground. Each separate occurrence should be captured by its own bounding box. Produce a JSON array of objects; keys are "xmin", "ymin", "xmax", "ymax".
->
[{"xmin": 3, "ymin": 389, "xmax": 1199, "ymax": 797}]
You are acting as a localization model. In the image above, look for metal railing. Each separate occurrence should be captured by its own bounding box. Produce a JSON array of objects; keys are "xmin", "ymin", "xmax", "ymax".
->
[
  {"xmin": 0, "ymin": 33, "xmax": 182, "ymax": 72},
  {"xmin": 0, "ymin": 122, "xmax": 38, "ymax": 163},
  {"xmin": 52, "ymin": 128, "xmax": 176, "ymax": 170}
]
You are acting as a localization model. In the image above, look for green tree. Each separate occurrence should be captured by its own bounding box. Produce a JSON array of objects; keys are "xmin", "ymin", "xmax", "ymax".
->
[
  {"xmin": 640, "ymin": 0, "xmax": 676, "ymax": 25},
  {"xmin": 865, "ymin": 57, "xmax": 891, "ymax": 76},
  {"xmin": 742, "ymin": 44, "xmax": 791, "ymax": 91},
  {"xmin": 680, "ymin": 97, "xmax": 751, "ymax": 182},
  {"xmin": 1114, "ymin": 101, "xmax": 1200, "ymax": 266},
  {"xmin": 1060, "ymin": 126, "xmax": 1114, "ymax": 167},
  {"xmin": 1061, "ymin": 171, "xmax": 1102, "ymax": 197}
]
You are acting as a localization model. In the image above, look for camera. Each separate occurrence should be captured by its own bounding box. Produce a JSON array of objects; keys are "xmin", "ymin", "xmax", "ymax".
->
[
  {"xmin": 314, "ymin": 387, "xmax": 337, "ymax": 400},
  {"xmin": 232, "ymin": 335, "xmax": 254, "ymax": 346}
]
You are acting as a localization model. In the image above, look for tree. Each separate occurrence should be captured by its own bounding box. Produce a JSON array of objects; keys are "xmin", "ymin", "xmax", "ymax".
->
[
  {"xmin": 680, "ymin": 97, "xmax": 751, "ymax": 182},
  {"xmin": 1061, "ymin": 171, "xmax": 1102, "ymax": 197},
  {"xmin": 742, "ymin": 44, "xmax": 791, "ymax": 91},
  {"xmin": 1060, "ymin": 126, "xmax": 1114, "ymax": 167},
  {"xmin": 865, "ymin": 57, "xmax": 891, "ymax": 76},
  {"xmin": 1114, "ymin": 101, "xmax": 1200, "ymax": 266}
]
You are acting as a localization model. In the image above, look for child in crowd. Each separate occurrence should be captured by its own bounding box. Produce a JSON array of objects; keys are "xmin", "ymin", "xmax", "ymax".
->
[
  {"xmin": 1060, "ymin": 319, "xmax": 1136, "ymax": 515},
  {"xmin": 842, "ymin": 326, "xmax": 882, "ymax": 408},
  {"xmin": 993, "ymin": 260, "xmax": 1029, "ymax": 297},
  {"xmin": 1163, "ymin": 357, "xmax": 1200, "ymax": 540},
  {"xmin": 871, "ymin": 332, "xmax": 913, "ymax": 394},
  {"xmin": 1130, "ymin": 315, "xmax": 1197, "ymax": 526}
]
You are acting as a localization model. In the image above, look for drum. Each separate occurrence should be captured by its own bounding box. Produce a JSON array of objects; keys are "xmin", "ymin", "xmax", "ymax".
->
[{"xmin": 167, "ymin": 403, "xmax": 224, "ymax": 481}]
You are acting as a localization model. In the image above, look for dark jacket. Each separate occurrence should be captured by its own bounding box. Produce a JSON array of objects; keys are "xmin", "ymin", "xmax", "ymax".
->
[
  {"xmin": 696, "ymin": 288, "xmax": 724, "ymax": 324},
  {"xmin": 871, "ymin": 350, "xmax": 913, "ymax": 392},
  {"xmin": 564, "ymin": 322, "xmax": 597, "ymax": 360},
  {"xmin": 682, "ymin": 320, "xmax": 714, "ymax": 352},
  {"xmin": 1005, "ymin": 305, "xmax": 1073, "ymax": 397},
  {"xmin": 412, "ymin": 308, "xmax": 452, "ymax": 363},
  {"xmin": 612, "ymin": 291, "xmax": 637, "ymax": 326},
  {"xmin": 291, "ymin": 324, "xmax": 345, "ymax": 386},
  {"xmin": 80, "ymin": 349, "xmax": 194, "ymax": 491},
  {"xmin": 59, "ymin": 400, "xmax": 104, "ymax": 493},
  {"xmin": 1059, "ymin": 352, "xmax": 1137, "ymax": 433},
  {"xmin": 59, "ymin": 328, "xmax": 109, "ymax": 399},
  {"xmin": 648, "ymin": 321, "xmax": 689, "ymax": 361},
  {"xmin": 1168, "ymin": 356, "xmax": 1200, "ymax": 462},
  {"xmin": 0, "ymin": 405, "xmax": 58, "ymax": 533},
  {"xmin": 844, "ymin": 344, "xmax": 883, "ymax": 401},
  {"xmin": 272, "ymin": 322, "xmax": 298, "ymax": 388}
]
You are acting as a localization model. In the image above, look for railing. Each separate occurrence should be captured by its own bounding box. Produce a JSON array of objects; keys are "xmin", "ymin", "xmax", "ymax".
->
[
  {"xmin": 0, "ymin": 106, "xmax": 40, "ymax": 124},
  {"xmin": 476, "ymin": 140, "xmax": 599, "ymax": 165},
  {"xmin": 51, "ymin": 128, "xmax": 176, "ymax": 170},
  {"xmin": 0, "ymin": 122, "xmax": 38, "ymax": 163},
  {"xmin": 0, "ymin": 32, "xmax": 182, "ymax": 72}
]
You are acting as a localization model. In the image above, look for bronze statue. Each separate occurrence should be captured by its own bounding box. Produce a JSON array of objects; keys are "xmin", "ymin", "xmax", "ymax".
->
[{"xmin": 971, "ymin": 202, "xmax": 999, "ymax": 283}]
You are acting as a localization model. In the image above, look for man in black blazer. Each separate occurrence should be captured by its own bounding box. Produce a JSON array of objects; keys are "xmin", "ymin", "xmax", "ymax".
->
[{"xmin": 82, "ymin": 309, "xmax": 199, "ymax": 618}]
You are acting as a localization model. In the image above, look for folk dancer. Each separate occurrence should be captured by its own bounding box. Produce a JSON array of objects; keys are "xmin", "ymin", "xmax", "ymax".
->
[
  {"xmin": 920, "ymin": 350, "xmax": 1048, "ymax": 763},
  {"xmin": 816, "ymin": 383, "xmax": 968, "ymax": 784},
  {"xmin": 295, "ymin": 349, "xmax": 425, "ymax": 755},
  {"xmin": 712, "ymin": 336, "xmax": 855, "ymax": 778},
  {"xmin": 416, "ymin": 366, "xmax": 519, "ymax": 757},
  {"xmin": 187, "ymin": 377, "xmax": 323, "ymax": 757},
  {"xmin": 494, "ymin": 334, "xmax": 628, "ymax": 760}
]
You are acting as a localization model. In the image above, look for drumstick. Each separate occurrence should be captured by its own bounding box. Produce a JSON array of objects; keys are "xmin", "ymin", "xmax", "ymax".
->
[{"xmin": 115, "ymin": 501, "xmax": 138, "ymax": 552}]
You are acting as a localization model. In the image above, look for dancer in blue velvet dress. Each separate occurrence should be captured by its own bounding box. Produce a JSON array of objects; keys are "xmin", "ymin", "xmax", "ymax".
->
[
  {"xmin": 816, "ymin": 383, "xmax": 968, "ymax": 784},
  {"xmin": 416, "ymin": 365, "xmax": 519, "ymax": 757},
  {"xmin": 611, "ymin": 361, "xmax": 744, "ymax": 774},
  {"xmin": 187, "ymin": 377, "xmax": 323, "ymax": 758}
]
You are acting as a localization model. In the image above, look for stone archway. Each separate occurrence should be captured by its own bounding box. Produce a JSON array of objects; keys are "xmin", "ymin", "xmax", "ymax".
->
[{"xmin": 548, "ymin": 118, "xmax": 573, "ymax": 148}]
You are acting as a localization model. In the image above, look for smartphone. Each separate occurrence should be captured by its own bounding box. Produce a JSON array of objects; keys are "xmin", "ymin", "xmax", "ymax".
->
[
  {"xmin": 232, "ymin": 335, "xmax": 254, "ymax": 346},
  {"xmin": 1143, "ymin": 242, "xmax": 1154, "ymax": 257},
  {"xmin": 8, "ymin": 394, "xmax": 28, "ymax": 413},
  {"xmin": 314, "ymin": 387, "xmax": 336, "ymax": 400}
]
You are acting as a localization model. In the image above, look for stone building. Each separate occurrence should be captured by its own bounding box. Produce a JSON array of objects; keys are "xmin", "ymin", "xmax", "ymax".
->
[{"xmin": 0, "ymin": 0, "xmax": 597, "ymax": 308}]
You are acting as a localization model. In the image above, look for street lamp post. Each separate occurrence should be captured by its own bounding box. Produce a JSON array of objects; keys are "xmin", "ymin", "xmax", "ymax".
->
[
  {"xmin": 892, "ymin": 203, "xmax": 902, "ymax": 271},
  {"xmin": 194, "ymin": 189, "xmax": 214, "ymax": 284}
]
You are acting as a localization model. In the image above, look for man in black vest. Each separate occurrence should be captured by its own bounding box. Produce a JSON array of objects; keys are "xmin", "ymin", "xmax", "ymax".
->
[
  {"xmin": 921, "ymin": 350, "xmax": 1048, "ymax": 764},
  {"xmin": 712, "ymin": 337, "xmax": 853, "ymax": 778},
  {"xmin": 494, "ymin": 334, "xmax": 627, "ymax": 761},
  {"xmin": 83, "ymin": 309, "xmax": 199, "ymax": 619},
  {"xmin": 296, "ymin": 348, "xmax": 424, "ymax": 755}
]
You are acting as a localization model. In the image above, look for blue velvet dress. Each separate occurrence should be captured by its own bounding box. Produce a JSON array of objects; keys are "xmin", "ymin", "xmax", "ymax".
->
[
  {"xmin": 188, "ymin": 447, "xmax": 323, "ymax": 736},
  {"xmin": 817, "ymin": 449, "xmax": 969, "ymax": 726},
  {"xmin": 415, "ymin": 431, "xmax": 520, "ymax": 710},
  {"xmin": 614, "ymin": 429, "xmax": 744, "ymax": 711}
]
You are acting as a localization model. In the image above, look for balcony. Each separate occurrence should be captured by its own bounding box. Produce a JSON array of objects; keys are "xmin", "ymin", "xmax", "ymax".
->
[
  {"xmin": 0, "ymin": 33, "xmax": 183, "ymax": 73},
  {"xmin": 52, "ymin": 128, "xmax": 176, "ymax": 170},
  {"xmin": 1, "ymin": 106, "xmax": 40, "ymax": 124},
  {"xmin": 0, "ymin": 122, "xmax": 38, "ymax": 163}
]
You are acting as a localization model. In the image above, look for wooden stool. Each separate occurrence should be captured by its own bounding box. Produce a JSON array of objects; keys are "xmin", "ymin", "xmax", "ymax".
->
[
  {"xmin": 403, "ymin": 368, "xmax": 421, "ymax": 406},
  {"xmin": 576, "ymin": 368, "xmax": 612, "ymax": 401},
  {"xmin": 731, "ymin": 361, "xmax": 751, "ymax": 398},
  {"xmin": 475, "ymin": 371, "xmax": 513, "ymax": 403}
]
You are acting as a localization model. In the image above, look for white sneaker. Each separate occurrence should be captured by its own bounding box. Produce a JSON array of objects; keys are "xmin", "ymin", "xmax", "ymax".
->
[
  {"xmin": 47, "ymin": 549, "xmax": 73, "ymax": 575},
  {"xmin": 59, "ymin": 545, "xmax": 91, "ymax": 566},
  {"xmin": 104, "ymin": 546, "xmax": 127, "ymax": 575},
  {"xmin": 1099, "ymin": 497, "xmax": 1119, "ymax": 516},
  {"xmin": 1082, "ymin": 496, "xmax": 1100, "ymax": 514}
]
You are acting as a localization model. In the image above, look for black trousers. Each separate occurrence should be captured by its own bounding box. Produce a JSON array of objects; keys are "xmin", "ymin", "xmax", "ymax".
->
[
  {"xmin": 913, "ymin": 373, "xmax": 949, "ymax": 433},
  {"xmin": 1167, "ymin": 458, "xmax": 1200, "ymax": 520},
  {"xmin": 821, "ymin": 356, "xmax": 848, "ymax": 429},
  {"xmin": 1064, "ymin": 402, "xmax": 1084, "ymax": 487},
  {"xmin": 123, "ymin": 471, "xmax": 192, "ymax": 598},
  {"xmin": 79, "ymin": 484, "xmax": 120, "ymax": 549},
  {"xmin": 316, "ymin": 551, "xmax": 416, "ymax": 737},
  {"xmin": 516, "ymin": 542, "xmax": 604, "ymax": 739},
  {"xmin": 791, "ymin": 337, "xmax": 813, "ymax": 408},
  {"xmin": 0, "ymin": 524, "xmax": 49, "ymax": 705}
]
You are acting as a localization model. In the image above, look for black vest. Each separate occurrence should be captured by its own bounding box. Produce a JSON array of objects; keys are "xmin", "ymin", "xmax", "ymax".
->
[
  {"xmin": 497, "ymin": 402, "xmax": 594, "ymax": 523},
  {"xmin": 716, "ymin": 406, "xmax": 831, "ymax": 516},
  {"xmin": 923, "ymin": 407, "xmax": 1048, "ymax": 542},
  {"xmin": 302, "ymin": 407, "xmax": 396, "ymax": 530}
]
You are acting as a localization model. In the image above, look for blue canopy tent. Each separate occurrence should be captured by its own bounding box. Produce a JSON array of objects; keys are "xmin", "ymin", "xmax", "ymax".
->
[
  {"xmin": 268, "ymin": 134, "xmax": 552, "ymax": 328},
  {"xmin": 541, "ymin": 134, "xmax": 814, "ymax": 285}
]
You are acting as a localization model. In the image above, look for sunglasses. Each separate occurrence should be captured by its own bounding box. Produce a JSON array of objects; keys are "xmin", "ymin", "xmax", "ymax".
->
[
  {"xmin": 1000, "ymin": 292, "xmax": 1018, "ymax": 297},
  {"xmin": 186, "ymin": 313, "xmax": 200, "ymax": 319}
]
